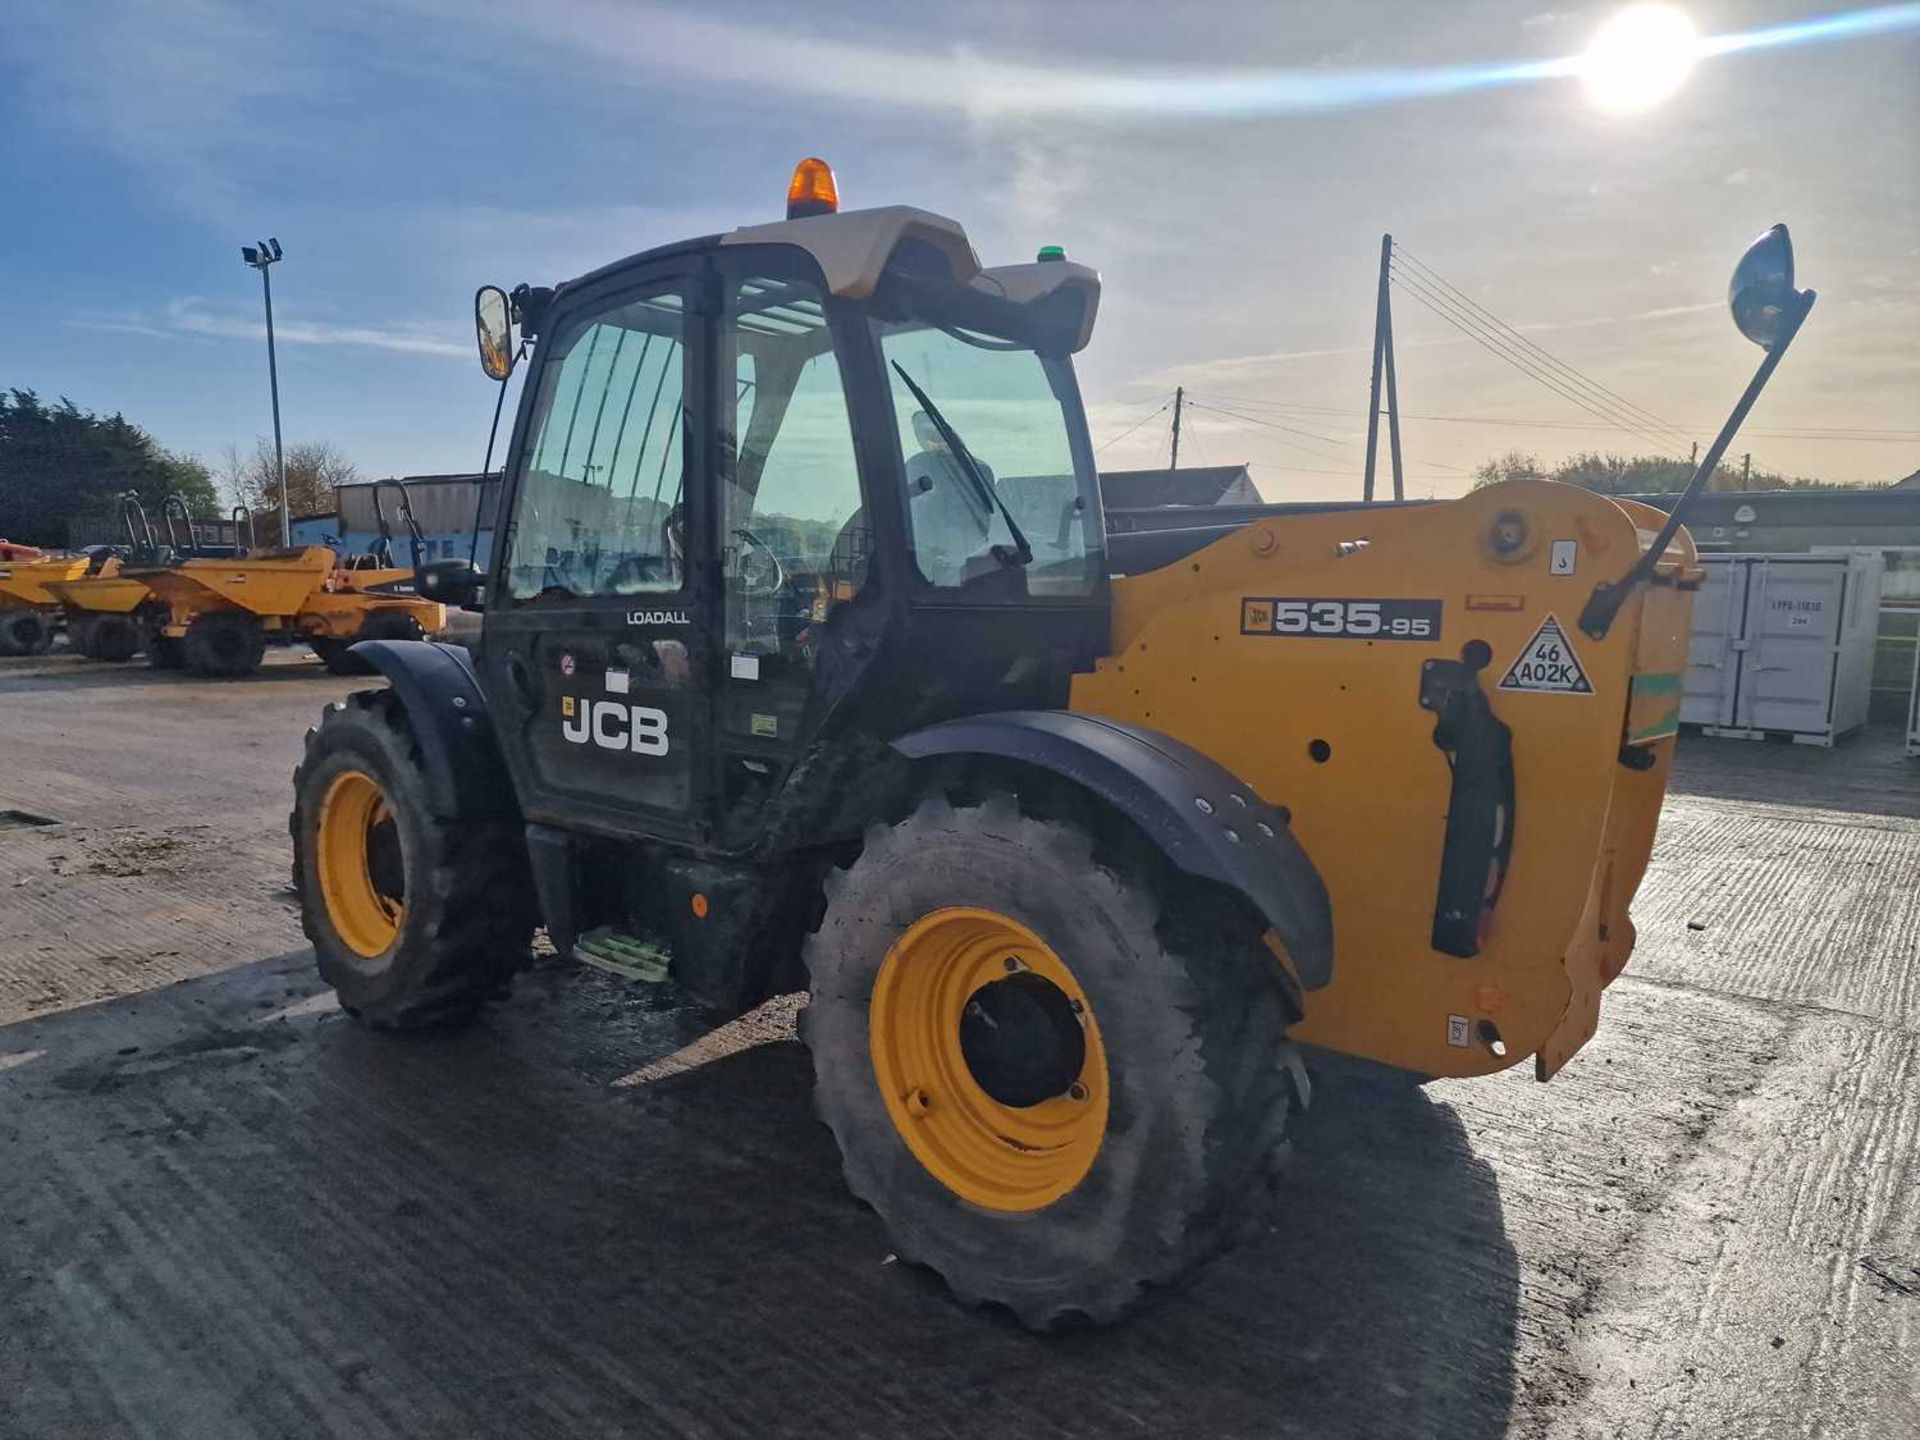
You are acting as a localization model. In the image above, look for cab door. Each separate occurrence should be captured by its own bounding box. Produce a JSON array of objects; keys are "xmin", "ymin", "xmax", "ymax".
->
[
  {"xmin": 481, "ymin": 266, "xmax": 712, "ymax": 841},
  {"xmin": 707, "ymin": 252, "xmax": 885, "ymax": 846}
]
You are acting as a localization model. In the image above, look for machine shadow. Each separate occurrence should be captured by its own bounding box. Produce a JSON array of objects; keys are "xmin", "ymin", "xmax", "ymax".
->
[{"xmin": 0, "ymin": 958, "xmax": 1518, "ymax": 1440}]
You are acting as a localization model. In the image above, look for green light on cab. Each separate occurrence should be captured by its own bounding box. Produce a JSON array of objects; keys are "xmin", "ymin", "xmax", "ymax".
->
[{"xmin": 1036, "ymin": 245, "xmax": 1066, "ymax": 263}]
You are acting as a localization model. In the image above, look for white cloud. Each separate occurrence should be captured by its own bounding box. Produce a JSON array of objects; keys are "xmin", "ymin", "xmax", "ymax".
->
[{"xmin": 70, "ymin": 299, "xmax": 469, "ymax": 359}]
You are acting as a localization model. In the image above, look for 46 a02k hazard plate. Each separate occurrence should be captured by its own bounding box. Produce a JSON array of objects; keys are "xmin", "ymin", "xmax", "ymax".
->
[{"xmin": 1241, "ymin": 597, "xmax": 1442, "ymax": 640}]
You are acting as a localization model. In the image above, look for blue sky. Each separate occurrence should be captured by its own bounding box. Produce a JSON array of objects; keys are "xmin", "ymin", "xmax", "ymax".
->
[{"xmin": 3, "ymin": 1, "xmax": 1914, "ymax": 499}]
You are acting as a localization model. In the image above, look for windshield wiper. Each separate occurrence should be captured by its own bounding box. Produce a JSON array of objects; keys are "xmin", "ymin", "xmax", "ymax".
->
[{"xmin": 889, "ymin": 361, "xmax": 1032, "ymax": 567}]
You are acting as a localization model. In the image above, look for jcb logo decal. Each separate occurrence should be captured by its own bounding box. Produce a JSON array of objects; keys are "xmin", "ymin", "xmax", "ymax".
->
[{"xmin": 561, "ymin": 697, "xmax": 669, "ymax": 754}]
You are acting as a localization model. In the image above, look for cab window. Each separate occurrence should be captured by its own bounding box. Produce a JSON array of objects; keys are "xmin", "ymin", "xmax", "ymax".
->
[
  {"xmin": 505, "ymin": 284, "xmax": 688, "ymax": 599},
  {"xmin": 876, "ymin": 314, "xmax": 1100, "ymax": 596},
  {"xmin": 718, "ymin": 273, "xmax": 865, "ymax": 739}
]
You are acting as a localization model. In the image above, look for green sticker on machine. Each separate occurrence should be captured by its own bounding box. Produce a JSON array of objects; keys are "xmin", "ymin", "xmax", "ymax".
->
[{"xmin": 750, "ymin": 713, "xmax": 779, "ymax": 738}]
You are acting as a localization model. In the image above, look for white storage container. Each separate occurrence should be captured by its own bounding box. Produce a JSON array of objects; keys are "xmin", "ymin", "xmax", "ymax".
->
[
  {"xmin": 1907, "ymin": 628, "xmax": 1919, "ymax": 758},
  {"xmin": 1680, "ymin": 551, "xmax": 1884, "ymax": 746}
]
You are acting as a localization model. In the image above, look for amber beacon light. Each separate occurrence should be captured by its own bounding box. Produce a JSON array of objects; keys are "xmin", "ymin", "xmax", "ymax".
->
[{"xmin": 786, "ymin": 157, "xmax": 840, "ymax": 219}]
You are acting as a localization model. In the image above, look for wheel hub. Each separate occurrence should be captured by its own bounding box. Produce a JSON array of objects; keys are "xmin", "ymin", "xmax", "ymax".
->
[
  {"xmin": 315, "ymin": 769, "xmax": 406, "ymax": 958},
  {"xmin": 959, "ymin": 971, "xmax": 1086, "ymax": 1108},
  {"xmin": 870, "ymin": 907, "xmax": 1108, "ymax": 1212}
]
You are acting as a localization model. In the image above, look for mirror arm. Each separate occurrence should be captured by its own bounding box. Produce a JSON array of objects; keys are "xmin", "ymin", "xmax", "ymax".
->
[{"xmin": 1577, "ymin": 288, "xmax": 1815, "ymax": 642}]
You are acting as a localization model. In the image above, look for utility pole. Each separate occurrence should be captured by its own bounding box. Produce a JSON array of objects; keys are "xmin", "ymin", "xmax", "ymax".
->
[
  {"xmin": 1363, "ymin": 234, "xmax": 1404, "ymax": 502},
  {"xmin": 1742, "ymin": 452, "xmax": 1751, "ymax": 486},
  {"xmin": 241, "ymin": 238, "xmax": 289, "ymax": 546},
  {"xmin": 1169, "ymin": 386, "xmax": 1184, "ymax": 470},
  {"xmin": 1691, "ymin": 440, "xmax": 1698, "ymax": 465}
]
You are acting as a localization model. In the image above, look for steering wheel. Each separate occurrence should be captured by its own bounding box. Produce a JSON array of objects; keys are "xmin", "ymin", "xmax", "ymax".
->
[{"xmin": 732, "ymin": 527, "xmax": 787, "ymax": 596}]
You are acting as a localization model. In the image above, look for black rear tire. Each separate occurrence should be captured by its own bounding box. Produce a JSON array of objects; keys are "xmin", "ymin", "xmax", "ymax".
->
[
  {"xmin": 291, "ymin": 690, "xmax": 535, "ymax": 1029},
  {"xmin": 309, "ymin": 637, "xmax": 365, "ymax": 676},
  {"xmin": 311, "ymin": 610, "xmax": 425, "ymax": 675},
  {"xmin": 360, "ymin": 610, "xmax": 427, "ymax": 644},
  {"xmin": 0, "ymin": 610, "xmax": 55, "ymax": 656},
  {"xmin": 803, "ymin": 792, "xmax": 1305, "ymax": 1330},
  {"xmin": 184, "ymin": 610, "xmax": 267, "ymax": 677},
  {"xmin": 89, "ymin": 615, "xmax": 141, "ymax": 663}
]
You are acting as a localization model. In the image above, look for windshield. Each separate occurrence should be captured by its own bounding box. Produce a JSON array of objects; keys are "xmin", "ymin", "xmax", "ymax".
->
[{"xmin": 874, "ymin": 304, "xmax": 1102, "ymax": 596}]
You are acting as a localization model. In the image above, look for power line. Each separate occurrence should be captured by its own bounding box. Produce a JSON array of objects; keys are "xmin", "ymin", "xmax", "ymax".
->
[
  {"xmin": 1389, "ymin": 268, "xmax": 1686, "ymax": 454},
  {"xmin": 1183, "ymin": 401, "xmax": 1362, "ymax": 464},
  {"xmin": 1170, "ymin": 390, "xmax": 1920, "ymax": 443},
  {"xmin": 1095, "ymin": 399, "xmax": 1173, "ymax": 454},
  {"xmin": 1391, "ymin": 244, "xmax": 1696, "ymax": 451},
  {"xmin": 1183, "ymin": 399, "xmax": 1355, "ymax": 459},
  {"xmin": 1388, "ymin": 264, "xmax": 1685, "ymax": 452},
  {"xmin": 1181, "ymin": 402, "xmax": 1459, "ymax": 481},
  {"xmin": 1184, "ymin": 393, "xmax": 1475, "ymax": 473}
]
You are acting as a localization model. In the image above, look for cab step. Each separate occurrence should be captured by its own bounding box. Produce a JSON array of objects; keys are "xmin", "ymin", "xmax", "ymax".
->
[{"xmin": 572, "ymin": 926, "xmax": 671, "ymax": 983}]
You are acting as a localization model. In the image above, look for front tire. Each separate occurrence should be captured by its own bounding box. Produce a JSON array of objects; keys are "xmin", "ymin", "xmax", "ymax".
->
[
  {"xmin": 803, "ymin": 792, "xmax": 1304, "ymax": 1330},
  {"xmin": 291, "ymin": 690, "xmax": 535, "ymax": 1029}
]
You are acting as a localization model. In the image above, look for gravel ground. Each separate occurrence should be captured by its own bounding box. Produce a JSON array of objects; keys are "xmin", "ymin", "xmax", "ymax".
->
[{"xmin": 1, "ymin": 647, "xmax": 1914, "ymax": 1439}]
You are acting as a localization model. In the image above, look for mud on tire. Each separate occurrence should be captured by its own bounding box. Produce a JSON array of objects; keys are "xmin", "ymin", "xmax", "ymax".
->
[
  {"xmin": 291, "ymin": 689, "xmax": 536, "ymax": 1029},
  {"xmin": 802, "ymin": 792, "xmax": 1305, "ymax": 1331}
]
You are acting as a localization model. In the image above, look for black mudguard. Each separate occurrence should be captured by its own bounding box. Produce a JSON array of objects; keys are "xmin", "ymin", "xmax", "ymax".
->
[
  {"xmin": 350, "ymin": 639, "xmax": 518, "ymax": 821},
  {"xmin": 893, "ymin": 710, "xmax": 1335, "ymax": 989}
]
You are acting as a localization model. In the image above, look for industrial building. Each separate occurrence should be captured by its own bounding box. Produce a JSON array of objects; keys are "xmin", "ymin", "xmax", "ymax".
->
[{"xmin": 293, "ymin": 473, "xmax": 500, "ymax": 568}]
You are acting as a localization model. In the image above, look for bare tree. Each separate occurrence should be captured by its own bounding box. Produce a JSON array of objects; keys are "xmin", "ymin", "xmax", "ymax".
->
[{"xmin": 222, "ymin": 439, "xmax": 357, "ymax": 519}]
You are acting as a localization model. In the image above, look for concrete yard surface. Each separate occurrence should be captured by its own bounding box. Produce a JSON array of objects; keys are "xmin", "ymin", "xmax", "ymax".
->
[{"xmin": 1, "ymin": 650, "xmax": 1916, "ymax": 1439}]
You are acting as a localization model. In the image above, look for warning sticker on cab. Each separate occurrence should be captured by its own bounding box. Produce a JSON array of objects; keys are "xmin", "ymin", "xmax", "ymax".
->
[{"xmin": 1499, "ymin": 614, "xmax": 1592, "ymax": 694}]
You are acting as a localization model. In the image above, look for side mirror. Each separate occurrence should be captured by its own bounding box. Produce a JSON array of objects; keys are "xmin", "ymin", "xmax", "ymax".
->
[
  {"xmin": 475, "ymin": 285, "xmax": 515, "ymax": 380},
  {"xmin": 1729, "ymin": 223, "xmax": 1806, "ymax": 351},
  {"xmin": 417, "ymin": 557, "xmax": 484, "ymax": 608}
]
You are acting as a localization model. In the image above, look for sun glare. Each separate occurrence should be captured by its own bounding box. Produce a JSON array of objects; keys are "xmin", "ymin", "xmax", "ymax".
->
[{"xmin": 1580, "ymin": 4, "xmax": 1700, "ymax": 114}]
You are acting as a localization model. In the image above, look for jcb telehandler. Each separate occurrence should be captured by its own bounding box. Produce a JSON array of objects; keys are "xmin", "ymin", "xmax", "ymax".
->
[{"xmin": 291, "ymin": 159, "xmax": 1815, "ymax": 1327}]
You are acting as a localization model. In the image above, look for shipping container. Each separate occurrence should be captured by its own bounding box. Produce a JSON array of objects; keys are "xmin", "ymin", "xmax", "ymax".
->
[
  {"xmin": 1680, "ymin": 552, "xmax": 1884, "ymax": 746},
  {"xmin": 1908, "ymin": 630, "xmax": 1920, "ymax": 758}
]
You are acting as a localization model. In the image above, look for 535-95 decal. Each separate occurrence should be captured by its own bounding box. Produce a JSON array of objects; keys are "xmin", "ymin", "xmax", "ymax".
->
[{"xmin": 1241, "ymin": 597, "xmax": 1442, "ymax": 641}]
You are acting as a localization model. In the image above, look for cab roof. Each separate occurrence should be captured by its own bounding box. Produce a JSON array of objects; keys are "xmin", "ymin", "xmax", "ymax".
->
[{"xmin": 565, "ymin": 205, "xmax": 1101, "ymax": 351}]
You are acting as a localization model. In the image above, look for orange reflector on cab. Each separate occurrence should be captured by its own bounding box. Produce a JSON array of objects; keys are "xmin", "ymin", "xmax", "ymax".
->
[{"xmin": 786, "ymin": 157, "xmax": 839, "ymax": 219}]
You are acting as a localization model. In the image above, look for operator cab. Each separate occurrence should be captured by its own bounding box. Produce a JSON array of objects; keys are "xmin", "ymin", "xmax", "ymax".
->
[{"xmin": 468, "ymin": 160, "xmax": 1110, "ymax": 852}]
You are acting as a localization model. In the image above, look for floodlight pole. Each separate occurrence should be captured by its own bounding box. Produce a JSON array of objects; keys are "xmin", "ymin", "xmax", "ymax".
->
[{"xmin": 243, "ymin": 239, "xmax": 290, "ymax": 547}]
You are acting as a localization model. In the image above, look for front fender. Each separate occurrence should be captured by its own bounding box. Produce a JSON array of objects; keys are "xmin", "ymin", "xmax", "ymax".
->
[
  {"xmin": 351, "ymin": 639, "xmax": 517, "ymax": 821},
  {"xmin": 892, "ymin": 710, "xmax": 1333, "ymax": 988}
]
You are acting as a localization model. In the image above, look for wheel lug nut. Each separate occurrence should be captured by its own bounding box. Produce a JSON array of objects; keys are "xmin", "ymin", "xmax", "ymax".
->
[
  {"xmin": 906, "ymin": 1088, "xmax": 932, "ymax": 1117},
  {"xmin": 1068, "ymin": 1083, "xmax": 1089, "ymax": 1102},
  {"xmin": 1003, "ymin": 956, "xmax": 1021, "ymax": 972}
]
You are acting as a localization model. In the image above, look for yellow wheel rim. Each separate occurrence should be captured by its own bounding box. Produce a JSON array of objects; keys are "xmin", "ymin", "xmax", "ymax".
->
[
  {"xmin": 315, "ymin": 770, "xmax": 405, "ymax": 958},
  {"xmin": 871, "ymin": 907, "xmax": 1108, "ymax": 1212}
]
